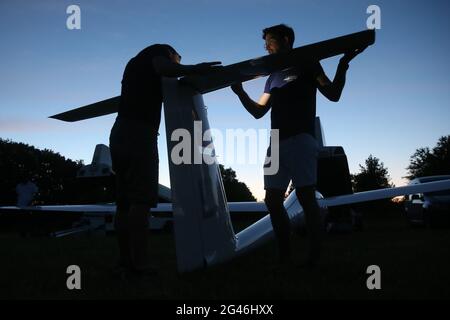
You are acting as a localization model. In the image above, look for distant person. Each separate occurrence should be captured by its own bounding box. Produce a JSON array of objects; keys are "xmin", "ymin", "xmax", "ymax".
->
[
  {"xmin": 231, "ymin": 24, "xmax": 365, "ymax": 268},
  {"xmin": 16, "ymin": 178, "xmax": 38, "ymax": 207},
  {"xmin": 109, "ymin": 44, "xmax": 221, "ymax": 278}
]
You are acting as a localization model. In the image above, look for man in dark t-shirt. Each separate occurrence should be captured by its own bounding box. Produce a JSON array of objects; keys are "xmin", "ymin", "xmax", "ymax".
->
[
  {"xmin": 110, "ymin": 44, "xmax": 221, "ymax": 277},
  {"xmin": 264, "ymin": 62, "xmax": 323, "ymax": 140},
  {"xmin": 231, "ymin": 24, "xmax": 365, "ymax": 268}
]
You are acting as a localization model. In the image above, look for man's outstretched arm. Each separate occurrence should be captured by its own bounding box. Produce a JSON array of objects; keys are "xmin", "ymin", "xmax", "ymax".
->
[
  {"xmin": 152, "ymin": 56, "xmax": 222, "ymax": 77},
  {"xmin": 316, "ymin": 61, "xmax": 348, "ymax": 102},
  {"xmin": 231, "ymin": 83, "xmax": 271, "ymax": 119},
  {"xmin": 316, "ymin": 46, "xmax": 367, "ymax": 102}
]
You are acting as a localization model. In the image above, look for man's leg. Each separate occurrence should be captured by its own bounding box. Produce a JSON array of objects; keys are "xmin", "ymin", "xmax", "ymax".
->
[
  {"xmin": 265, "ymin": 189, "xmax": 292, "ymax": 263},
  {"xmin": 110, "ymin": 125, "xmax": 135, "ymax": 272},
  {"xmin": 128, "ymin": 203, "xmax": 151, "ymax": 271},
  {"xmin": 295, "ymin": 186, "xmax": 322, "ymax": 266},
  {"xmin": 114, "ymin": 203, "xmax": 133, "ymax": 269}
]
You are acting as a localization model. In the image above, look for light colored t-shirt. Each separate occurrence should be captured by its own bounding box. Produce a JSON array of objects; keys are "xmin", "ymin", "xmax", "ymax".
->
[{"xmin": 16, "ymin": 181, "xmax": 38, "ymax": 207}]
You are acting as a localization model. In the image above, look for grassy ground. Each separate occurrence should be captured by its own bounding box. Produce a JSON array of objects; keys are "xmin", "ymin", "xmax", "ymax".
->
[{"xmin": 1, "ymin": 210, "xmax": 449, "ymax": 300}]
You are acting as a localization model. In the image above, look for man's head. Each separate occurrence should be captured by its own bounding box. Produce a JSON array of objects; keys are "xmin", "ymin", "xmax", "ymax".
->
[
  {"xmin": 162, "ymin": 44, "xmax": 181, "ymax": 64},
  {"xmin": 262, "ymin": 24, "xmax": 295, "ymax": 54}
]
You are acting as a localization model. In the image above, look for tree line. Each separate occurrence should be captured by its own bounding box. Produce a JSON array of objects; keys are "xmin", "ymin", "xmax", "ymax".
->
[
  {"xmin": 1, "ymin": 136, "xmax": 448, "ymax": 206},
  {"xmin": 351, "ymin": 135, "xmax": 449, "ymax": 192},
  {"xmin": 0, "ymin": 138, "xmax": 255, "ymax": 205}
]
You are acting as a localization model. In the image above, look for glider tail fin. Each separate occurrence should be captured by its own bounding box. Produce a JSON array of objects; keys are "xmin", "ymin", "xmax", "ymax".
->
[
  {"xmin": 162, "ymin": 78, "xmax": 237, "ymax": 273},
  {"xmin": 77, "ymin": 144, "xmax": 112, "ymax": 178}
]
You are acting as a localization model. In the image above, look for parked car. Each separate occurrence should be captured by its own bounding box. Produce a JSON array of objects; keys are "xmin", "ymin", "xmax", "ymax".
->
[{"xmin": 404, "ymin": 175, "xmax": 450, "ymax": 227}]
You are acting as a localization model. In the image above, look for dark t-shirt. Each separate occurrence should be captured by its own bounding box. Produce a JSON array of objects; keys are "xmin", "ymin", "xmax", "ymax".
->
[
  {"xmin": 264, "ymin": 61, "xmax": 324, "ymax": 140},
  {"xmin": 117, "ymin": 44, "xmax": 174, "ymax": 129}
]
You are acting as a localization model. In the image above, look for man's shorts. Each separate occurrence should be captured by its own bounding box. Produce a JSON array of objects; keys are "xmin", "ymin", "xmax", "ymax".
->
[
  {"xmin": 264, "ymin": 132, "xmax": 318, "ymax": 191},
  {"xmin": 109, "ymin": 119, "xmax": 159, "ymax": 208}
]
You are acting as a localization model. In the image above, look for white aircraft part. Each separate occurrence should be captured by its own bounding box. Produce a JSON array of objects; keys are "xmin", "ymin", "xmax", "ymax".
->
[
  {"xmin": 227, "ymin": 202, "xmax": 267, "ymax": 212},
  {"xmin": 161, "ymin": 77, "xmax": 328, "ymax": 272},
  {"xmin": 166, "ymin": 177, "xmax": 450, "ymax": 269},
  {"xmin": 158, "ymin": 184, "xmax": 172, "ymax": 202},
  {"xmin": 182, "ymin": 30, "xmax": 375, "ymax": 94},
  {"xmin": 0, "ymin": 202, "xmax": 270, "ymax": 215},
  {"xmin": 77, "ymin": 144, "xmax": 112, "ymax": 177},
  {"xmin": 235, "ymin": 192, "xmax": 296, "ymax": 256},
  {"xmin": 320, "ymin": 179, "xmax": 450, "ymax": 207},
  {"xmin": 50, "ymin": 225, "xmax": 94, "ymax": 238},
  {"xmin": 314, "ymin": 117, "xmax": 326, "ymax": 148},
  {"xmin": 49, "ymin": 30, "xmax": 375, "ymax": 123},
  {"xmin": 0, "ymin": 204, "xmax": 117, "ymax": 213},
  {"xmin": 234, "ymin": 191, "xmax": 325, "ymax": 256},
  {"xmin": 0, "ymin": 203, "xmax": 173, "ymax": 214},
  {"xmin": 162, "ymin": 78, "xmax": 237, "ymax": 272},
  {"xmin": 91, "ymin": 144, "xmax": 111, "ymax": 166}
]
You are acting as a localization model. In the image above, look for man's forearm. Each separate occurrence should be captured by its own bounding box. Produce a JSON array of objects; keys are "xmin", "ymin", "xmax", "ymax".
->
[
  {"xmin": 153, "ymin": 56, "xmax": 206, "ymax": 77},
  {"xmin": 236, "ymin": 91, "xmax": 267, "ymax": 119},
  {"xmin": 158, "ymin": 63, "xmax": 200, "ymax": 77},
  {"xmin": 329, "ymin": 61, "xmax": 349, "ymax": 101}
]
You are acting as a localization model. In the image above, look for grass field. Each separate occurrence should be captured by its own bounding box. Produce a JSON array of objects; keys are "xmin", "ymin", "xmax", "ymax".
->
[{"xmin": 1, "ymin": 209, "xmax": 449, "ymax": 300}]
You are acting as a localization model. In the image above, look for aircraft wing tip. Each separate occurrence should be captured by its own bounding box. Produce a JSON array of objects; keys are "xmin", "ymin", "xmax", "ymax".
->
[{"xmin": 49, "ymin": 114, "xmax": 73, "ymax": 122}]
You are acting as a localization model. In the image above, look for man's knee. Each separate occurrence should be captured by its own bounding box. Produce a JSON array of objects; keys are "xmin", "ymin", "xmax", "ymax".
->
[
  {"xmin": 296, "ymin": 186, "xmax": 319, "ymax": 213},
  {"xmin": 114, "ymin": 207, "xmax": 129, "ymax": 232},
  {"xmin": 295, "ymin": 185, "xmax": 316, "ymax": 201},
  {"xmin": 264, "ymin": 189, "xmax": 285, "ymax": 210},
  {"xmin": 128, "ymin": 204, "xmax": 150, "ymax": 229}
]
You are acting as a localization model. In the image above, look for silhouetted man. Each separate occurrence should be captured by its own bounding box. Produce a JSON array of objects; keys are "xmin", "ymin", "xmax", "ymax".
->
[
  {"xmin": 231, "ymin": 24, "xmax": 365, "ymax": 268},
  {"xmin": 16, "ymin": 175, "xmax": 38, "ymax": 207},
  {"xmin": 109, "ymin": 44, "xmax": 221, "ymax": 277}
]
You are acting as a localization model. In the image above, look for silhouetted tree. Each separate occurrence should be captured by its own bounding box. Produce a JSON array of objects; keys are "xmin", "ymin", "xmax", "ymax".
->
[
  {"xmin": 219, "ymin": 164, "xmax": 256, "ymax": 201},
  {"xmin": 406, "ymin": 135, "xmax": 450, "ymax": 180},
  {"xmin": 351, "ymin": 155, "xmax": 394, "ymax": 192},
  {"xmin": 0, "ymin": 139, "xmax": 114, "ymax": 205},
  {"xmin": 351, "ymin": 155, "xmax": 396, "ymax": 213}
]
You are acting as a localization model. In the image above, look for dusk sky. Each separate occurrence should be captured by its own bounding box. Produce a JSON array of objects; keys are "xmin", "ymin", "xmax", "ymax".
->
[{"xmin": 1, "ymin": 0, "xmax": 449, "ymax": 201}]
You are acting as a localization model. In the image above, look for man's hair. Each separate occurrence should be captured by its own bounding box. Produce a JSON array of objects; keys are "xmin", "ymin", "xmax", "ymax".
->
[
  {"xmin": 262, "ymin": 24, "xmax": 295, "ymax": 48},
  {"xmin": 160, "ymin": 44, "xmax": 179, "ymax": 56}
]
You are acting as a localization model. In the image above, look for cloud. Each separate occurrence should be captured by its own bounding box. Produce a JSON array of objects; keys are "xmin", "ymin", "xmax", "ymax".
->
[
  {"xmin": 0, "ymin": 117, "xmax": 111, "ymax": 134},
  {"xmin": 0, "ymin": 118, "xmax": 60, "ymax": 133}
]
